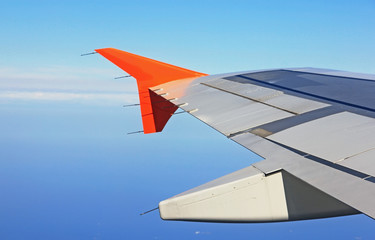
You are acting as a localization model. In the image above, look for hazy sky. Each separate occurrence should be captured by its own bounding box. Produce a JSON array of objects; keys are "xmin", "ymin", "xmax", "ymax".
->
[{"xmin": 1, "ymin": 0, "xmax": 375, "ymax": 239}]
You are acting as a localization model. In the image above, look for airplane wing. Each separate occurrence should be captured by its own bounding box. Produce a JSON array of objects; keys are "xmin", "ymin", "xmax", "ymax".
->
[{"xmin": 95, "ymin": 48, "xmax": 375, "ymax": 223}]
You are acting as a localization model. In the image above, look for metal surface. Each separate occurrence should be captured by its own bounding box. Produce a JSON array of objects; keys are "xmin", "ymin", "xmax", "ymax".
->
[
  {"xmin": 159, "ymin": 167, "xmax": 358, "ymax": 222},
  {"xmin": 204, "ymin": 78, "xmax": 329, "ymax": 114},
  {"xmin": 156, "ymin": 79, "xmax": 294, "ymax": 136},
  {"xmin": 154, "ymin": 68, "xmax": 375, "ymax": 220},
  {"xmin": 226, "ymin": 70, "xmax": 375, "ymax": 116},
  {"xmin": 286, "ymin": 68, "xmax": 375, "ymax": 81},
  {"xmin": 159, "ymin": 170, "xmax": 290, "ymax": 222},
  {"xmin": 339, "ymin": 148, "xmax": 375, "ymax": 177},
  {"xmin": 268, "ymin": 112, "xmax": 375, "ymax": 163}
]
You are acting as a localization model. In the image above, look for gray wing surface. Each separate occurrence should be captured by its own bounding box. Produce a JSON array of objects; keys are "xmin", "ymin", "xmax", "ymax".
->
[{"xmin": 151, "ymin": 68, "xmax": 375, "ymax": 222}]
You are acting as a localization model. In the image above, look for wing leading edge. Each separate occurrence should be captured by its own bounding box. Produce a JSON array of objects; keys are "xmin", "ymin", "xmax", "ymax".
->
[{"xmin": 96, "ymin": 48, "xmax": 375, "ymax": 222}]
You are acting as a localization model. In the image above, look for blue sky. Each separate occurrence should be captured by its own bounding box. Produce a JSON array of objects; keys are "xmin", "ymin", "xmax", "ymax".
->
[{"xmin": 1, "ymin": 0, "xmax": 375, "ymax": 239}]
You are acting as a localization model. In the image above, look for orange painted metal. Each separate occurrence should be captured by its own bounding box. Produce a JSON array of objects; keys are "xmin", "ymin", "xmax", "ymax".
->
[{"xmin": 95, "ymin": 48, "xmax": 208, "ymax": 133}]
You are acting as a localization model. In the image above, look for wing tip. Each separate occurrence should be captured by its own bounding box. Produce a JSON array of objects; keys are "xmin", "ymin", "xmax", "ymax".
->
[{"xmin": 96, "ymin": 48, "xmax": 207, "ymax": 134}]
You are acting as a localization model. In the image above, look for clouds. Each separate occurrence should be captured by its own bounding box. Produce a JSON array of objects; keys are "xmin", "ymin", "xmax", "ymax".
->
[
  {"xmin": 194, "ymin": 230, "xmax": 211, "ymax": 235},
  {"xmin": 0, "ymin": 66, "xmax": 138, "ymax": 105},
  {"xmin": 0, "ymin": 90, "xmax": 138, "ymax": 105}
]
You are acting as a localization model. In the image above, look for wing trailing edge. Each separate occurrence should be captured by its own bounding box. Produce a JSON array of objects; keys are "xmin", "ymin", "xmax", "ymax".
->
[{"xmin": 95, "ymin": 48, "xmax": 208, "ymax": 133}]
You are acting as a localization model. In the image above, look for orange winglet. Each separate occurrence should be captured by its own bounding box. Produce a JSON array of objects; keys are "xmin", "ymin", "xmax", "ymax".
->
[{"xmin": 95, "ymin": 48, "xmax": 208, "ymax": 134}]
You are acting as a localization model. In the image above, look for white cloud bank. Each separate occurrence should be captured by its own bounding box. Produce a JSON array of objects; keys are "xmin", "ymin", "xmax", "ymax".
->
[
  {"xmin": 0, "ymin": 66, "xmax": 139, "ymax": 105},
  {"xmin": 0, "ymin": 91, "xmax": 138, "ymax": 105}
]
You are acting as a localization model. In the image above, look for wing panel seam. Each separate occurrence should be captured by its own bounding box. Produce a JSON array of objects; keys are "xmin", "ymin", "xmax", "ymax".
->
[
  {"xmin": 232, "ymin": 75, "xmax": 375, "ymax": 113},
  {"xmin": 200, "ymin": 82, "xmax": 298, "ymax": 115},
  {"xmin": 265, "ymin": 138, "xmax": 374, "ymax": 182}
]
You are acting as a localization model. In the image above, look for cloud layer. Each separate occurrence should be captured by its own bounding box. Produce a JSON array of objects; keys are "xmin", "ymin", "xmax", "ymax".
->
[{"xmin": 0, "ymin": 66, "xmax": 138, "ymax": 105}]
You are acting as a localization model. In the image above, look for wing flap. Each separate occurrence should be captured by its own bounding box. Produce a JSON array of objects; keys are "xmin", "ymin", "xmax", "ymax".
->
[
  {"xmin": 159, "ymin": 164, "xmax": 359, "ymax": 222},
  {"xmin": 268, "ymin": 111, "xmax": 375, "ymax": 163},
  {"xmin": 230, "ymin": 132, "xmax": 375, "ymax": 219},
  {"xmin": 339, "ymin": 148, "xmax": 375, "ymax": 177},
  {"xmin": 203, "ymin": 78, "xmax": 329, "ymax": 114}
]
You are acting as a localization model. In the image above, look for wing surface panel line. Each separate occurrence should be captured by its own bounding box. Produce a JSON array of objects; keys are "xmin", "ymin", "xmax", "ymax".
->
[
  {"xmin": 231, "ymin": 75, "xmax": 375, "ymax": 113},
  {"xmin": 201, "ymin": 82, "xmax": 298, "ymax": 115}
]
